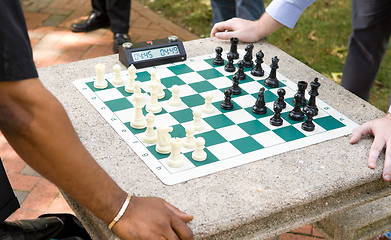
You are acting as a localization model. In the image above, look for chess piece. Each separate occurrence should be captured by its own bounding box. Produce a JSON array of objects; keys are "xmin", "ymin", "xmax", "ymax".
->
[
  {"xmin": 220, "ymin": 88, "xmax": 234, "ymax": 110},
  {"xmin": 302, "ymin": 108, "xmax": 315, "ymax": 131},
  {"xmin": 192, "ymin": 137, "xmax": 207, "ymax": 161},
  {"xmin": 274, "ymin": 88, "xmax": 286, "ymax": 109},
  {"xmin": 264, "ymin": 56, "xmax": 280, "ymax": 88},
  {"xmin": 228, "ymin": 37, "xmax": 239, "ymax": 59},
  {"xmin": 142, "ymin": 112, "xmax": 158, "ymax": 144},
  {"xmin": 94, "ymin": 63, "xmax": 108, "ymax": 89},
  {"xmin": 288, "ymin": 93, "xmax": 305, "ymax": 121},
  {"xmin": 202, "ymin": 92, "xmax": 214, "ymax": 113},
  {"xmin": 146, "ymin": 80, "xmax": 162, "ymax": 113},
  {"xmin": 183, "ymin": 126, "xmax": 196, "ymax": 148},
  {"xmin": 166, "ymin": 138, "xmax": 184, "ymax": 168},
  {"xmin": 130, "ymin": 83, "xmax": 146, "ymax": 129},
  {"xmin": 235, "ymin": 60, "xmax": 246, "ymax": 80},
  {"xmin": 213, "ymin": 46, "xmax": 224, "ymax": 66},
  {"xmin": 112, "ymin": 64, "xmax": 124, "ymax": 85},
  {"xmin": 125, "ymin": 64, "xmax": 137, "ymax": 93},
  {"xmin": 306, "ymin": 78, "xmax": 320, "ymax": 116},
  {"xmin": 293, "ymin": 81, "xmax": 308, "ymax": 107},
  {"xmin": 230, "ymin": 74, "xmax": 241, "ymax": 95},
  {"xmin": 252, "ymin": 87, "xmax": 267, "ymax": 115},
  {"xmin": 251, "ymin": 50, "xmax": 265, "ymax": 76},
  {"xmin": 150, "ymin": 69, "xmax": 165, "ymax": 99},
  {"xmin": 192, "ymin": 108, "xmax": 204, "ymax": 131},
  {"xmin": 224, "ymin": 53, "xmax": 236, "ymax": 72},
  {"xmin": 169, "ymin": 85, "xmax": 182, "ymax": 106},
  {"xmin": 243, "ymin": 43, "xmax": 254, "ymax": 68},
  {"xmin": 270, "ymin": 103, "xmax": 283, "ymax": 126},
  {"xmin": 156, "ymin": 126, "xmax": 173, "ymax": 154}
]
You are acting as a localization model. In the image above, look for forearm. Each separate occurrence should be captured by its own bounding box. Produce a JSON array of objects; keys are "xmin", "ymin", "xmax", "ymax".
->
[{"xmin": 0, "ymin": 78, "xmax": 126, "ymax": 224}]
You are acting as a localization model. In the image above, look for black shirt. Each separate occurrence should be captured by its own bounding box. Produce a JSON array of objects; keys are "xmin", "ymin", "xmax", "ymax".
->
[
  {"xmin": 0, "ymin": 0, "xmax": 38, "ymax": 82},
  {"xmin": 0, "ymin": 0, "xmax": 39, "ymax": 221}
]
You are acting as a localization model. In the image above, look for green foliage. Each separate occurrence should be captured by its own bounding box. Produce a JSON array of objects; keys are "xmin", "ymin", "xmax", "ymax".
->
[
  {"xmin": 137, "ymin": 0, "xmax": 212, "ymax": 37},
  {"xmin": 137, "ymin": 0, "xmax": 391, "ymax": 112}
]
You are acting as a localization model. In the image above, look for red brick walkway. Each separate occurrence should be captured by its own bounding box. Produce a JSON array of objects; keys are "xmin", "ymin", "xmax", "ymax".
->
[{"xmin": 3, "ymin": 0, "xmax": 383, "ymax": 239}]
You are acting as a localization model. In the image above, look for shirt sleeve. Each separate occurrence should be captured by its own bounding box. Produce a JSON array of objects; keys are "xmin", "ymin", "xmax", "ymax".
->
[
  {"xmin": 388, "ymin": 105, "xmax": 391, "ymax": 114},
  {"xmin": 266, "ymin": 0, "xmax": 316, "ymax": 29},
  {"xmin": 0, "ymin": 0, "xmax": 38, "ymax": 82}
]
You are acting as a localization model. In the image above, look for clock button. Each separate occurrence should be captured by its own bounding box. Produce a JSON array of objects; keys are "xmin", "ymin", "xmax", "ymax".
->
[
  {"xmin": 168, "ymin": 35, "xmax": 178, "ymax": 42},
  {"xmin": 122, "ymin": 42, "xmax": 133, "ymax": 49}
]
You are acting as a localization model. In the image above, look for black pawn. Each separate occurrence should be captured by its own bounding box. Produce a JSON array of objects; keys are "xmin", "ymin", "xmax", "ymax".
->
[
  {"xmin": 264, "ymin": 56, "xmax": 279, "ymax": 88},
  {"xmin": 274, "ymin": 88, "xmax": 286, "ymax": 109},
  {"xmin": 252, "ymin": 87, "xmax": 267, "ymax": 115},
  {"xmin": 228, "ymin": 37, "xmax": 239, "ymax": 59},
  {"xmin": 293, "ymin": 81, "xmax": 308, "ymax": 107},
  {"xmin": 270, "ymin": 104, "xmax": 283, "ymax": 126},
  {"xmin": 231, "ymin": 74, "xmax": 241, "ymax": 95},
  {"xmin": 213, "ymin": 46, "xmax": 224, "ymax": 66},
  {"xmin": 224, "ymin": 53, "xmax": 236, "ymax": 72},
  {"xmin": 302, "ymin": 109, "xmax": 315, "ymax": 131},
  {"xmin": 235, "ymin": 60, "xmax": 246, "ymax": 80},
  {"xmin": 251, "ymin": 50, "xmax": 265, "ymax": 77},
  {"xmin": 243, "ymin": 43, "xmax": 254, "ymax": 68},
  {"xmin": 288, "ymin": 93, "xmax": 305, "ymax": 121},
  {"xmin": 306, "ymin": 78, "xmax": 321, "ymax": 116},
  {"xmin": 221, "ymin": 88, "xmax": 234, "ymax": 110}
]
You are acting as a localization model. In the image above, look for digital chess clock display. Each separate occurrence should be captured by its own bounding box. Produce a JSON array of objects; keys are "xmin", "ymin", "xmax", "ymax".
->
[
  {"xmin": 119, "ymin": 36, "xmax": 187, "ymax": 68},
  {"xmin": 131, "ymin": 45, "xmax": 180, "ymax": 62}
]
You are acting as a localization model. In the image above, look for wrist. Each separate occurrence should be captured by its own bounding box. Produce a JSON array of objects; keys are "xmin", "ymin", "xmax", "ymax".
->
[{"xmin": 108, "ymin": 193, "xmax": 132, "ymax": 230}]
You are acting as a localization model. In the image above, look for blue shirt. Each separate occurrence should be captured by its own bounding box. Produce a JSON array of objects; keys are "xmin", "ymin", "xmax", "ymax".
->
[{"xmin": 266, "ymin": 0, "xmax": 316, "ymax": 28}]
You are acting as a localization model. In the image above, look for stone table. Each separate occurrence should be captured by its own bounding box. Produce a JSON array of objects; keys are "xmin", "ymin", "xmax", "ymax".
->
[{"xmin": 38, "ymin": 38, "xmax": 391, "ymax": 239}]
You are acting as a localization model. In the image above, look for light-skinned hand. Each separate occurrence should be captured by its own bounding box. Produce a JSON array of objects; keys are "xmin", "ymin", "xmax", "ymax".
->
[{"xmin": 350, "ymin": 113, "xmax": 391, "ymax": 182}]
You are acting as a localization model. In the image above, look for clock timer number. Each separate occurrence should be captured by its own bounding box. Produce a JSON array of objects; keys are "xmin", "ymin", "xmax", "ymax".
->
[
  {"xmin": 160, "ymin": 46, "xmax": 179, "ymax": 57},
  {"xmin": 132, "ymin": 51, "xmax": 153, "ymax": 61}
]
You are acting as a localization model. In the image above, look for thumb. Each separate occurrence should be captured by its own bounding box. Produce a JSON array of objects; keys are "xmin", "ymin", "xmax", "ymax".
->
[
  {"xmin": 214, "ymin": 31, "xmax": 236, "ymax": 40},
  {"xmin": 164, "ymin": 201, "xmax": 194, "ymax": 222}
]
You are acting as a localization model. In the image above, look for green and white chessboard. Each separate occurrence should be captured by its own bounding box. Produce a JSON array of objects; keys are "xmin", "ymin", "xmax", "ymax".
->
[{"xmin": 73, "ymin": 50, "xmax": 358, "ymax": 185}]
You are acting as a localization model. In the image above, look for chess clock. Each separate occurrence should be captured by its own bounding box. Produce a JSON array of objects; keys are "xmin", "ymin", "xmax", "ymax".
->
[{"xmin": 119, "ymin": 36, "xmax": 187, "ymax": 68}]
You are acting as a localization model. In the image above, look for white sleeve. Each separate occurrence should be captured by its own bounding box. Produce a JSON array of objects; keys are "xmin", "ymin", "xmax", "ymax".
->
[
  {"xmin": 266, "ymin": 0, "xmax": 316, "ymax": 29},
  {"xmin": 388, "ymin": 105, "xmax": 391, "ymax": 113}
]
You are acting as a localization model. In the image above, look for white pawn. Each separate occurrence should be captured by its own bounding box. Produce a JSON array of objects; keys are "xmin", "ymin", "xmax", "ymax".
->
[
  {"xmin": 192, "ymin": 137, "xmax": 207, "ymax": 161},
  {"xmin": 94, "ymin": 63, "xmax": 108, "ymax": 89},
  {"xmin": 130, "ymin": 82, "xmax": 146, "ymax": 129},
  {"xmin": 125, "ymin": 64, "xmax": 137, "ymax": 93},
  {"xmin": 112, "ymin": 64, "xmax": 124, "ymax": 85},
  {"xmin": 182, "ymin": 126, "xmax": 196, "ymax": 148},
  {"xmin": 166, "ymin": 138, "xmax": 184, "ymax": 168},
  {"xmin": 202, "ymin": 92, "xmax": 214, "ymax": 113},
  {"xmin": 146, "ymin": 80, "xmax": 162, "ymax": 113},
  {"xmin": 168, "ymin": 85, "xmax": 182, "ymax": 106},
  {"xmin": 150, "ymin": 69, "xmax": 165, "ymax": 99},
  {"xmin": 156, "ymin": 126, "xmax": 173, "ymax": 154},
  {"xmin": 192, "ymin": 108, "xmax": 203, "ymax": 131},
  {"xmin": 142, "ymin": 112, "xmax": 157, "ymax": 144}
]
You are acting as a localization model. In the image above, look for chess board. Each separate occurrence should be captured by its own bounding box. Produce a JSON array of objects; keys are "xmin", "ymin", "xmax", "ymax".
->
[{"xmin": 73, "ymin": 50, "xmax": 358, "ymax": 185}]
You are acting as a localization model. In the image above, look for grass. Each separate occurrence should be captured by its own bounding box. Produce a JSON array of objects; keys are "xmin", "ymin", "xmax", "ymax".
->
[{"xmin": 136, "ymin": 0, "xmax": 391, "ymax": 112}]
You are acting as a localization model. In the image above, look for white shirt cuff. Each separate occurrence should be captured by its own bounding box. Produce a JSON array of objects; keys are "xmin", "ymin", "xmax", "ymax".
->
[{"xmin": 266, "ymin": 0, "xmax": 316, "ymax": 29}]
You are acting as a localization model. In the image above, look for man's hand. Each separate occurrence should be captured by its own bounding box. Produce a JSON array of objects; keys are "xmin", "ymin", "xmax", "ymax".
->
[
  {"xmin": 113, "ymin": 196, "xmax": 194, "ymax": 240},
  {"xmin": 210, "ymin": 13, "xmax": 283, "ymax": 42},
  {"xmin": 350, "ymin": 113, "xmax": 391, "ymax": 182},
  {"xmin": 211, "ymin": 18, "xmax": 263, "ymax": 42}
]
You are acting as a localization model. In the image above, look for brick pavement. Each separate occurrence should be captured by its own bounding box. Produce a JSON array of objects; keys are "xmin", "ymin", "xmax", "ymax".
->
[{"xmin": 3, "ymin": 0, "xmax": 384, "ymax": 239}]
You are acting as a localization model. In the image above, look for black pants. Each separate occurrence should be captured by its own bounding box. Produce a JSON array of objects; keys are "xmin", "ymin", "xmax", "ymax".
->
[
  {"xmin": 341, "ymin": 0, "xmax": 391, "ymax": 102},
  {"xmin": 0, "ymin": 159, "xmax": 19, "ymax": 223},
  {"xmin": 92, "ymin": 0, "xmax": 131, "ymax": 33}
]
